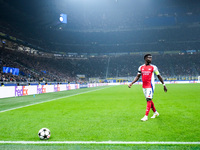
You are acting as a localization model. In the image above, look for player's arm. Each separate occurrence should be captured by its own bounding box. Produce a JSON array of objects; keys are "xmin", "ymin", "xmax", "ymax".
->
[
  {"xmin": 157, "ymin": 74, "xmax": 167, "ymax": 92},
  {"xmin": 128, "ymin": 74, "xmax": 141, "ymax": 88},
  {"xmin": 154, "ymin": 66, "xmax": 167, "ymax": 92}
]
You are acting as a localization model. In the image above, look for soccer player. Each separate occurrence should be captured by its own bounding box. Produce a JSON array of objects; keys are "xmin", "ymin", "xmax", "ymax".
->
[{"xmin": 128, "ymin": 54, "xmax": 167, "ymax": 121}]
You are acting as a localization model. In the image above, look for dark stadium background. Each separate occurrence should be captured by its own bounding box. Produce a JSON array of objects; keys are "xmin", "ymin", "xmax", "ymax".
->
[{"xmin": 0, "ymin": 0, "xmax": 200, "ymax": 84}]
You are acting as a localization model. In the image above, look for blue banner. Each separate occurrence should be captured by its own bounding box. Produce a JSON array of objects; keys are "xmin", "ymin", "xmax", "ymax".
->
[{"xmin": 3, "ymin": 67, "xmax": 19, "ymax": 75}]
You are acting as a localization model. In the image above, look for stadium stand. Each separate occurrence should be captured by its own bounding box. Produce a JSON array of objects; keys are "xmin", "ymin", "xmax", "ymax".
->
[
  {"xmin": 0, "ymin": 0, "xmax": 200, "ymax": 84},
  {"xmin": 0, "ymin": 45, "xmax": 199, "ymax": 84}
]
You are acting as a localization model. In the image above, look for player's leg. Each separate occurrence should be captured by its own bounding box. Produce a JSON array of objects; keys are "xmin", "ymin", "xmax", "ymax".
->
[
  {"xmin": 151, "ymin": 100, "xmax": 159, "ymax": 118},
  {"xmin": 151, "ymin": 100, "xmax": 156, "ymax": 112},
  {"xmin": 141, "ymin": 98, "xmax": 151, "ymax": 121},
  {"xmin": 141, "ymin": 88, "xmax": 152, "ymax": 121},
  {"xmin": 145, "ymin": 98, "xmax": 152, "ymax": 116}
]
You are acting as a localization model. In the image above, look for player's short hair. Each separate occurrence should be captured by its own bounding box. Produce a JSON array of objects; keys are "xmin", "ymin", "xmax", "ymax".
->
[{"xmin": 144, "ymin": 54, "xmax": 152, "ymax": 60}]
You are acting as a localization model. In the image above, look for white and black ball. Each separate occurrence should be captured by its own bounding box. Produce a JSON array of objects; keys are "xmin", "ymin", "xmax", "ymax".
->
[{"xmin": 38, "ymin": 128, "xmax": 51, "ymax": 140}]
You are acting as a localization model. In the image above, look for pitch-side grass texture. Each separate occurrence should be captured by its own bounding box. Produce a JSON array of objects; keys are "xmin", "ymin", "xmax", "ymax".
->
[{"xmin": 0, "ymin": 84, "xmax": 199, "ymax": 149}]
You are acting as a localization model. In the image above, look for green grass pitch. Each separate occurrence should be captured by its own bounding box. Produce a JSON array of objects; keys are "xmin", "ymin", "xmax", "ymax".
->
[{"xmin": 0, "ymin": 84, "xmax": 199, "ymax": 149}]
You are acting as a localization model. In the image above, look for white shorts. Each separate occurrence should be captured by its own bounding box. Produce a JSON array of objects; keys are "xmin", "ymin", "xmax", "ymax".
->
[{"xmin": 143, "ymin": 88, "xmax": 154, "ymax": 99}]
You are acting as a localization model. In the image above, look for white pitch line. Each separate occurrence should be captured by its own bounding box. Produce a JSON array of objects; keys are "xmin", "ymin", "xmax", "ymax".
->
[
  {"xmin": 0, "ymin": 141, "xmax": 199, "ymax": 144},
  {"xmin": 0, "ymin": 86, "xmax": 111, "ymax": 113}
]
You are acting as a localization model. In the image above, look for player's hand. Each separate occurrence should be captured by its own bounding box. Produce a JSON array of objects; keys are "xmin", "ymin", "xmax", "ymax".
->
[
  {"xmin": 128, "ymin": 83, "xmax": 132, "ymax": 88},
  {"xmin": 164, "ymin": 85, "xmax": 167, "ymax": 92}
]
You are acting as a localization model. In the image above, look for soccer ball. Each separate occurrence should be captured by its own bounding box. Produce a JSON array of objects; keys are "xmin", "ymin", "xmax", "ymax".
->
[{"xmin": 38, "ymin": 128, "xmax": 51, "ymax": 140}]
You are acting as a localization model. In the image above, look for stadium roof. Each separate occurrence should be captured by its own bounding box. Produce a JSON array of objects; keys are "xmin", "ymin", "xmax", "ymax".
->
[{"xmin": 0, "ymin": 0, "xmax": 200, "ymax": 53}]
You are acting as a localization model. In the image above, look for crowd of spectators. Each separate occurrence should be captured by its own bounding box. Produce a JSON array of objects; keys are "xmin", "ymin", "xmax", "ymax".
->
[
  {"xmin": 1, "ymin": 46, "xmax": 199, "ymax": 84},
  {"xmin": 103, "ymin": 53, "xmax": 200, "ymax": 78},
  {"xmin": 0, "ymin": 47, "xmax": 75, "ymax": 83}
]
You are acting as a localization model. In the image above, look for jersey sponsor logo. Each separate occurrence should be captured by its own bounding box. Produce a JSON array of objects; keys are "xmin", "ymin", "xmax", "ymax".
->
[{"xmin": 142, "ymin": 71, "xmax": 151, "ymax": 75}]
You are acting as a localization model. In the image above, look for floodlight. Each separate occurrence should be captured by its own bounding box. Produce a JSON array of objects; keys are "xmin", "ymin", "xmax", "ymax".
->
[{"xmin": 59, "ymin": 13, "xmax": 67, "ymax": 24}]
